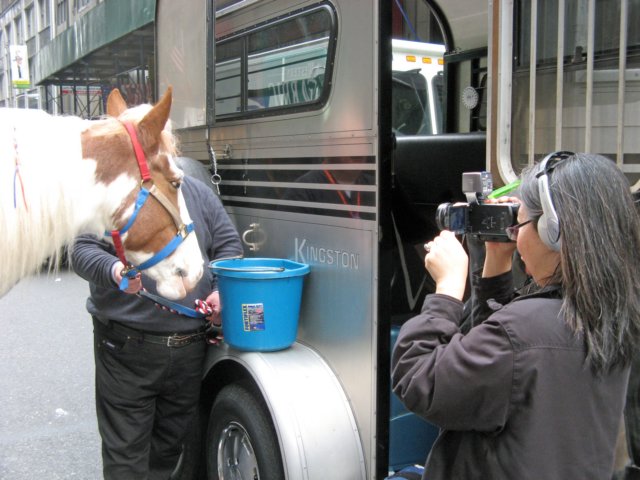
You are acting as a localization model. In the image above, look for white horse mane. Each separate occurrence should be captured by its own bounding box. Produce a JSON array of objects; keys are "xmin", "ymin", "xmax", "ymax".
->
[{"xmin": 0, "ymin": 109, "xmax": 103, "ymax": 296}]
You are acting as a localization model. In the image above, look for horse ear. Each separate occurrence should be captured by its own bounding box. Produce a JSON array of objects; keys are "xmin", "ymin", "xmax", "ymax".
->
[
  {"xmin": 138, "ymin": 86, "xmax": 173, "ymax": 151},
  {"xmin": 106, "ymin": 88, "xmax": 128, "ymax": 117}
]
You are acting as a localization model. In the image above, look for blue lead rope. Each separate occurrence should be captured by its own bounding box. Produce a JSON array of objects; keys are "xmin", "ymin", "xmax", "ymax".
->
[
  {"xmin": 118, "ymin": 268, "xmax": 139, "ymax": 291},
  {"xmin": 138, "ymin": 289, "xmax": 207, "ymax": 319}
]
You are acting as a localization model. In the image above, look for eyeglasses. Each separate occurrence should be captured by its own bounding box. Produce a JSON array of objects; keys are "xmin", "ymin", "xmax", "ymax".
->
[{"xmin": 505, "ymin": 220, "xmax": 532, "ymax": 241}]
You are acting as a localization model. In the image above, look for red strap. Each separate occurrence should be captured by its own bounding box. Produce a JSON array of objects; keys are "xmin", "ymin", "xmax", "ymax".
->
[
  {"xmin": 110, "ymin": 229, "xmax": 128, "ymax": 265},
  {"xmin": 122, "ymin": 122, "xmax": 151, "ymax": 182},
  {"xmin": 323, "ymin": 170, "xmax": 361, "ymax": 218}
]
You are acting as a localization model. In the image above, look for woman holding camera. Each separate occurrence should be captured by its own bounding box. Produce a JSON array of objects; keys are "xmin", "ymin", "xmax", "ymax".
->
[{"xmin": 391, "ymin": 152, "xmax": 640, "ymax": 480}]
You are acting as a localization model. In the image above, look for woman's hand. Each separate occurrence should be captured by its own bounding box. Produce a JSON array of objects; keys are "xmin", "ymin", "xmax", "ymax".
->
[
  {"xmin": 424, "ymin": 230, "xmax": 468, "ymax": 300},
  {"xmin": 483, "ymin": 242, "xmax": 517, "ymax": 278}
]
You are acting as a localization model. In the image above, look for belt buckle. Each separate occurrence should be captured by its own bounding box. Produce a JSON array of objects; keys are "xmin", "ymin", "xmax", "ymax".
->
[
  {"xmin": 167, "ymin": 334, "xmax": 188, "ymax": 347},
  {"xmin": 167, "ymin": 332, "xmax": 203, "ymax": 347}
]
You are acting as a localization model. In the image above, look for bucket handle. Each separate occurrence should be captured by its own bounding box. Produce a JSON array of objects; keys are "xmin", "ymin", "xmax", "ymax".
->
[{"xmin": 212, "ymin": 266, "xmax": 286, "ymax": 273}]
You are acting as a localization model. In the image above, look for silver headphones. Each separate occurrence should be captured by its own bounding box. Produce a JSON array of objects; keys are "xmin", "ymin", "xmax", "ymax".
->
[{"xmin": 535, "ymin": 151, "xmax": 575, "ymax": 251}]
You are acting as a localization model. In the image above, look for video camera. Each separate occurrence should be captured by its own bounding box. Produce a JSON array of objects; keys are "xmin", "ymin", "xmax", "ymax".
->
[{"xmin": 436, "ymin": 172, "xmax": 518, "ymax": 242}]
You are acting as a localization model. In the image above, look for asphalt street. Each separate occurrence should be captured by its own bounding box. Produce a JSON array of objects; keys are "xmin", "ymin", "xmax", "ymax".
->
[{"xmin": 0, "ymin": 269, "xmax": 102, "ymax": 479}]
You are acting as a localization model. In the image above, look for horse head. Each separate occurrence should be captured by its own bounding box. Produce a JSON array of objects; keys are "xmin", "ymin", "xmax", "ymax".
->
[{"xmin": 82, "ymin": 87, "xmax": 204, "ymax": 300}]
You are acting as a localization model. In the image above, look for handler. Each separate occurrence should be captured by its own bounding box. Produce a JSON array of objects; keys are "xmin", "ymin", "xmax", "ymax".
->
[{"xmin": 73, "ymin": 174, "xmax": 242, "ymax": 480}]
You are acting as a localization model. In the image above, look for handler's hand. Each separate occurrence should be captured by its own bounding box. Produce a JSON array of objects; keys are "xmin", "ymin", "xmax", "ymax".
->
[
  {"xmin": 205, "ymin": 291, "xmax": 222, "ymax": 326},
  {"xmin": 424, "ymin": 230, "xmax": 468, "ymax": 300},
  {"xmin": 112, "ymin": 261, "xmax": 142, "ymax": 294}
]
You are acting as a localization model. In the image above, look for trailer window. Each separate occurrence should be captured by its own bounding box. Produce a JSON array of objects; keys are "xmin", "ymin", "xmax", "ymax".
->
[
  {"xmin": 390, "ymin": 1, "xmax": 448, "ymax": 135},
  {"xmin": 215, "ymin": 5, "xmax": 336, "ymax": 118},
  {"xmin": 215, "ymin": 39, "xmax": 243, "ymax": 116},
  {"xmin": 505, "ymin": 0, "xmax": 640, "ymax": 181}
]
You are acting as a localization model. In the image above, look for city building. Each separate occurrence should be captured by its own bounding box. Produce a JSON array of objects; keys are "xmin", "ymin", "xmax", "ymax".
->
[{"xmin": 0, "ymin": 0, "xmax": 153, "ymax": 117}]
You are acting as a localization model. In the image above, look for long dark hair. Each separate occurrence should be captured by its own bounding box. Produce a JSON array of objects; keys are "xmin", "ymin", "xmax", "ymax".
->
[{"xmin": 519, "ymin": 153, "xmax": 640, "ymax": 374}]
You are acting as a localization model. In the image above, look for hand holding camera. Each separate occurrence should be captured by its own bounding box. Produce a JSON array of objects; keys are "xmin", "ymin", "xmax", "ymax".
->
[
  {"xmin": 424, "ymin": 230, "xmax": 468, "ymax": 300},
  {"xmin": 436, "ymin": 172, "xmax": 519, "ymax": 242},
  {"xmin": 428, "ymin": 172, "xmax": 520, "ymax": 285},
  {"xmin": 481, "ymin": 196, "xmax": 520, "ymax": 277}
]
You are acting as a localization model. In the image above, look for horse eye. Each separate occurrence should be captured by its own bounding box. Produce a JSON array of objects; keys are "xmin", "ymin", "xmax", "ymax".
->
[{"xmin": 170, "ymin": 180, "xmax": 182, "ymax": 189}]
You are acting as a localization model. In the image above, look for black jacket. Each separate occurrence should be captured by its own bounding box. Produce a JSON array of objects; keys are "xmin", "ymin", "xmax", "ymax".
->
[{"xmin": 391, "ymin": 270, "xmax": 629, "ymax": 480}]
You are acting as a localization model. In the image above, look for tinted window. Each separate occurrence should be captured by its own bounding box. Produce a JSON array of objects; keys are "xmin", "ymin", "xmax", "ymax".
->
[{"xmin": 215, "ymin": 5, "xmax": 335, "ymax": 118}]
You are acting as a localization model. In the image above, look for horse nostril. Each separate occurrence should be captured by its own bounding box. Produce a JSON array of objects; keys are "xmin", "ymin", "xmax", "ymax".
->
[{"xmin": 176, "ymin": 268, "xmax": 187, "ymax": 278}]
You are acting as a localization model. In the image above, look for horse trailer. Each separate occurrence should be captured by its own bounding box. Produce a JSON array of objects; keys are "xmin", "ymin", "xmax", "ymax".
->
[{"xmin": 156, "ymin": 0, "xmax": 640, "ymax": 478}]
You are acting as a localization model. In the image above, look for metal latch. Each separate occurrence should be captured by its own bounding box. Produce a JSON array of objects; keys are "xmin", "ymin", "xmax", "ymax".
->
[{"xmin": 241, "ymin": 223, "xmax": 266, "ymax": 252}]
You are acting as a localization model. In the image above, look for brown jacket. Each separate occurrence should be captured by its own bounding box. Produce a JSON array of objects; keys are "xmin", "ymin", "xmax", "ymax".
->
[{"xmin": 391, "ymin": 271, "xmax": 629, "ymax": 480}]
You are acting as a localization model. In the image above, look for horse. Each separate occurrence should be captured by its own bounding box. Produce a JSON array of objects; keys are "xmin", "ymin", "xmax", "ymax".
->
[{"xmin": 0, "ymin": 87, "xmax": 204, "ymax": 300}]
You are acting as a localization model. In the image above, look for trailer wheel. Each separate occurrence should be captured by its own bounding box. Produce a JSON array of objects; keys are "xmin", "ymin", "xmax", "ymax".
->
[{"xmin": 206, "ymin": 382, "xmax": 284, "ymax": 480}]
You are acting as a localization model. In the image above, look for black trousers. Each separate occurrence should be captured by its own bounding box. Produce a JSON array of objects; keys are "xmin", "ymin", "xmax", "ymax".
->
[{"xmin": 93, "ymin": 318, "xmax": 207, "ymax": 480}]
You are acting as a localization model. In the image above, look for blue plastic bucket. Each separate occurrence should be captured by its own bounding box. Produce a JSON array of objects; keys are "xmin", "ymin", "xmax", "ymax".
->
[{"xmin": 209, "ymin": 258, "xmax": 310, "ymax": 351}]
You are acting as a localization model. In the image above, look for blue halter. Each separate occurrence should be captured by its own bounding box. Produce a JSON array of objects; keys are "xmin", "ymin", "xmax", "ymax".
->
[
  {"xmin": 107, "ymin": 219, "xmax": 195, "ymax": 291},
  {"xmin": 104, "ymin": 121, "xmax": 195, "ymax": 291}
]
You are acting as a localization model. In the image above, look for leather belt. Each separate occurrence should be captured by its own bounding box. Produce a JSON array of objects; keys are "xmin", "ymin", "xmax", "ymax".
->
[{"xmin": 95, "ymin": 318, "xmax": 207, "ymax": 348}]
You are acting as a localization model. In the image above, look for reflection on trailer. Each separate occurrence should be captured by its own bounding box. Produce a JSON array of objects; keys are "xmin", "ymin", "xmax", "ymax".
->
[
  {"xmin": 216, "ymin": 35, "xmax": 330, "ymax": 115},
  {"xmin": 392, "ymin": 39, "xmax": 444, "ymax": 135}
]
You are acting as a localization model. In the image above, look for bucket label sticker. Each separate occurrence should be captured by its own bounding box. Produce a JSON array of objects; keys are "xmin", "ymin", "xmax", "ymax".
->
[{"xmin": 242, "ymin": 303, "xmax": 265, "ymax": 332}]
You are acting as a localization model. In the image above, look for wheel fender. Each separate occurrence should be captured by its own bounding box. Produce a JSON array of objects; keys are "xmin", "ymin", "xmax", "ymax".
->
[{"xmin": 204, "ymin": 342, "xmax": 367, "ymax": 480}]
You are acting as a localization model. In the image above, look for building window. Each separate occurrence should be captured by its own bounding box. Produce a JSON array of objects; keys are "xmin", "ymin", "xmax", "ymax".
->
[
  {"xmin": 39, "ymin": 0, "xmax": 50, "ymax": 30},
  {"xmin": 25, "ymin": 6, "xmax": 35, "ymax": 39},
  {"xmin": 57, "ymin": 0, "xmax": 68, "ymax": 26},
  {"xmin": 77, "ymin": 0, "xmax": 92, "ymax": 11},
  {"xmin": 5, "ymin": 24, "xmax": 12, "ymax": 46},
  {"xmin": 15, "ymin": 15, "xmax": 23, "ymax": 45}
]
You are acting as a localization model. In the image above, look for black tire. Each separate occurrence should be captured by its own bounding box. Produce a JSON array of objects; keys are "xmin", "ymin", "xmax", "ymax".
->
[{"xmin": 206, "ymin": 382, "xmax": 284, "ymax": 480}]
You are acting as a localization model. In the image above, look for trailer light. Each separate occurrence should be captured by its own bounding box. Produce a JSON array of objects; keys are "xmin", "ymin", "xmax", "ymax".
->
[
  {"xmin": 422, "ymin": 57, "xmax": 432, "ymax": 64},
  {"xmin": 438, "ymin": 58, "xmax": 444, "ymax": 65},
  {"xmin": 406, "ymin": 55, "xmax": 417, "ymax": 62}
]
